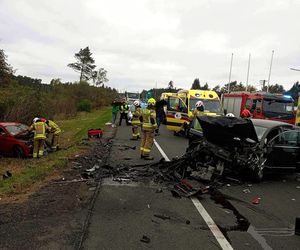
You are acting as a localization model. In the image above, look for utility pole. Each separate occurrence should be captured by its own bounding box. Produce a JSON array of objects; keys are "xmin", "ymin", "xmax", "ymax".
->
[
  {"xmin": 228, "ymin": 53, "xmax": 234, "ymax": 93},
  {"xmin": 267, "ymin": 50, "xmax": 274, "ymax": 92},
  {"xmin": 246, "ymin": 53, "xmax": 251, "ymax": 91}
]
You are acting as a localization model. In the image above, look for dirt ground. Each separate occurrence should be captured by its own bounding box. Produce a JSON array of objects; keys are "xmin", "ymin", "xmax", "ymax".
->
[{"xmin": 0, "ymin": 126, "xmax": 116, "ymax": 250}]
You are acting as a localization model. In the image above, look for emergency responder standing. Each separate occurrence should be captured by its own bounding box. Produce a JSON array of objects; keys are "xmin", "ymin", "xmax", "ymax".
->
[
  {"xmin": 155, "ymin": 99, "xmax": 167, "ymax": 136},
  {"xmin": 241, "ymin": 105, "xmax": 252, "ymax": 118},
  {"xmin": 140, "ymin": 98, "xmax": 157, "ymax": 160},
  {"xmin": 193, "ymin": 101, "xmax": 205, "ymax": 117},
  {"xmin": 28, "ymin": 118, "xmax": 48, "ymax": 158},
  {"xmin": 45, "ymin": 119, "xmax": 61, "ymax": 151},
  {"xmin": 130, "ymin": 100, "xmax": 141, "ymax": 140},
  {"xmin": 119, "ymin": 100, "xmax": 129, "ymax": 126}
]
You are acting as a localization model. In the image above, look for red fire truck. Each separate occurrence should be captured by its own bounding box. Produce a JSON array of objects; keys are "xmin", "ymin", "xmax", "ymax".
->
[{"xmin": 222, "ymin": 92, "xmax": 295, "ymax": 124}]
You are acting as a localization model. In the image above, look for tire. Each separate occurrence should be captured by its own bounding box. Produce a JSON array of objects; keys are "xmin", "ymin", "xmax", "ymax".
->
[{"xmin": 13, "ymin": 145, "xmax": 25, "ymax": 158}]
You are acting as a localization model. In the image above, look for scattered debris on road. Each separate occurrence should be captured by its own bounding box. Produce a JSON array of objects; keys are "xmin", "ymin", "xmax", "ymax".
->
[{"xmin": 140, "ymin": 235, "xmax": 151, "ymax": 243}]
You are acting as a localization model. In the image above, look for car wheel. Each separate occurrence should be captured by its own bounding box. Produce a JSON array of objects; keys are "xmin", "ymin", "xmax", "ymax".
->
[{"xmin": 13, "ymin": 145, "xmax": 25, "ymax": 158}]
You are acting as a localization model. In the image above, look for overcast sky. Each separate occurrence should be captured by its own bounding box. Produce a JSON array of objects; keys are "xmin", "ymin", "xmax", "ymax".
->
[{"xmin": 1, "ymin": 0, "xmax": 300, "ymax": 92}]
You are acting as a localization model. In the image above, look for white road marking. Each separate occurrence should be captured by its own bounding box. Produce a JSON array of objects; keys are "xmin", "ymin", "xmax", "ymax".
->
[
  {"xmin": 154, "ymin": 139, "xmax": 170, "ymax": 161},
  {"xmin": 154, "ymin": 138, "xmax": 234, "ymax": 250}
]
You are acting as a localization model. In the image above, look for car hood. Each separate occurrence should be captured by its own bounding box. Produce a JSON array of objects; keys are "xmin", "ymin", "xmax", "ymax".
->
[{"xmin": 197, "ymin": 116, "xmax": 259, "ymax": 147}]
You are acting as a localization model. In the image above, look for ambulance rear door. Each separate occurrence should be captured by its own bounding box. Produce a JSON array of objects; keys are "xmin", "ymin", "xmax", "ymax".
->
[{"xmin": 166, "ymin": 96, "xmax": 189, "ymax": 132}]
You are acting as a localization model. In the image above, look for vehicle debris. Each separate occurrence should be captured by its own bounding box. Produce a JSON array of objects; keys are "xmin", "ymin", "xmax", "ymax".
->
[
  {"xmin": 252, "ymin": 197, "xmax": 261, "ymax": 205},
  {"xmin": 243, "ymin": 189, "xmax": 251, "ymax": 194},
  {"xmin": 140, "ymin": 235, "xmax": 151, "ymax": 243},
  {"xmin": 2, "ymin": 171, "xmax": 12, "ymax": 180},
  {"xmin": 154, "ymin": 214, "xmax": 170, "ymax": 220},
  {"xmin": 295, "ymin": 217, "xmax": 300, "ymax": 236}
]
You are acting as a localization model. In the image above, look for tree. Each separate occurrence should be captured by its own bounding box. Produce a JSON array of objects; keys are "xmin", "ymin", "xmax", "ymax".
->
[
  {"xmin": 0, "ymin": 49, "xmax": 13, "ymax": 86},
  {"xmin": 168, "ymin": 80, "xmax": 174, "ymax": 90},
  {"xmin": 286, "ymin": 81, "xmax": 300, "ymax": 104},
  {"xmin": 92, "ymin": 68, "xmax": 108, "ymax": 85},
  {"xmin": 262, "ymin": 84, "xmax": 285, "ymax": 94},
  {"xmin": 50, "ymin": 78, "xmax": 63, "ymax": 86},
  {"xmin": 212, "ymin": 85, "xmax": 220, "ymax": 92},
  {"xmin": 200, "ymin": 82, "xmax": 209, "ymax": 90},
  {"xmin": 68, "ymin": 46, "xmax": 96, "ymax": 82},
  {"xmin": 191, "ymin": 78, "xmax": 201, "ymax": 89}
]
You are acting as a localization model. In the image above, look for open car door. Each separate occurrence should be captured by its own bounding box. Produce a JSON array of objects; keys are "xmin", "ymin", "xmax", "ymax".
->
[
  {"xmin": 266, "ymin": 129, "xmax": 300, "ymax": 169},
  {"xmin": 166, "ymin": 96, "xmax": 189, "ymax": 133}
]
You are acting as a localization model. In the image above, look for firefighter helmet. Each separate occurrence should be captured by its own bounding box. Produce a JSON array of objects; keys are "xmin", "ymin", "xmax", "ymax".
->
[
  {"xmin": 147, "ymin": 98, "xmax": 156, "ymax": 105},
  {"xmin": 195, "ymin": 101, "xmax": 204, "ymax": 108},
  {"xmin": 33, "ymin": 117, "xmax": 39, "ymax": 123},
  {"xmin": 133, "ymin": 100, "xmax": 140, "ymax": 106},
  {"xmin": 226, "ymin": 113, "xmax": 235, "ymax": 117}
]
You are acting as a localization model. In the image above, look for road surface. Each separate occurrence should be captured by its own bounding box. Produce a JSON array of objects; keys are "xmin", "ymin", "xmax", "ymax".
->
[{"xmin": 82, "ymin": 124, "xmax": 300, "ymax": 250}]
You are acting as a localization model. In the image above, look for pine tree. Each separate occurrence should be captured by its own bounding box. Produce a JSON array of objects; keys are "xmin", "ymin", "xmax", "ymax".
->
[
  {"xmin": 68, "ymin": 46, "xmax": 96, "ymax": 82},
  {"xmin": 191, "ymin": 78, "xmax": 201, "ymax": 89},
  {"xmin": 0, "ymin": 49, "xmax": 13, "ymax": 86}
]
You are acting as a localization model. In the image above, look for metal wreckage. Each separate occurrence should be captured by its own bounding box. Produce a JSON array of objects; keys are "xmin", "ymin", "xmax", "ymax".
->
[
  {"xmin": 71, "ymin": 116, "xmax": 267, "ymax": 198},
  {"xmin": 185, "ymin": 116, "xmax": 265, "ymax": 182}
]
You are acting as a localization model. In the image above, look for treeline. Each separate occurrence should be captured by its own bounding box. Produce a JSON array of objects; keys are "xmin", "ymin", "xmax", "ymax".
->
[{"xmin": 0, "ymin": 48, "xmax": 118, "ymax": 124}]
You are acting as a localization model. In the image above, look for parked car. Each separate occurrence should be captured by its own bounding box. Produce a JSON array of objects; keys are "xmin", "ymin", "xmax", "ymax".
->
[
  {"xmin": 188, "ymin": 116, "xmax": 300, "ymax": 180},
  {"xmin": 0, "ymin": 122, "xmax": 33, "ymax": 158}
]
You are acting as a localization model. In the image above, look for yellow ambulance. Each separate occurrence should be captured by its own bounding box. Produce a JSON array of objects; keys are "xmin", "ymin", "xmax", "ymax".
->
[
  {"xmin": 166, "ymin": 89, "xmax": 222, "ymax": 135},
  {"xmin": 296, "ymin": 95, "xmax": 300, "ymax": 126}
]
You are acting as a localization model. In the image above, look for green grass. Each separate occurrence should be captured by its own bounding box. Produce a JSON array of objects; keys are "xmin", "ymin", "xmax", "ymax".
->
[{"xmin": 0, "ymin": 107, "xmax": 111, "ymax": 195}]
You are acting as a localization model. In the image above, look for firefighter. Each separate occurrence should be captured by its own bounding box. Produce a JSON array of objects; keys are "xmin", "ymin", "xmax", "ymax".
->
[
  {"xmin": 193, "ymin": 100, "xmax": 205, "ymax": 117},
  {"xmin": 45, "ymin": 119, "xmax": 61, "ymax": 151},
  {"xmin": 119, "ymin": 100, "xmax": 130, "ymax": 126},
  {"xmin": 140, "ymin": 98, "xmax": 157, "ymax": 160},
  {"xmin": 28, "ymin": 117, "xmax": 48, "ymax": 158},
  {"xmin": 241, "ymin": 105, "xmax": 252, "ymax": 118},
  {"xmin": 130, "ymin": 100, "xmax": 141, "ymax": 140}
]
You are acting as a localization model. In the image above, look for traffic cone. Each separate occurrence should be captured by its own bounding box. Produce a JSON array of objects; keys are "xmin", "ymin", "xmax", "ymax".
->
[{"xmin": 252, "ymin": 197, "xmax": 261, "ymax": 205}]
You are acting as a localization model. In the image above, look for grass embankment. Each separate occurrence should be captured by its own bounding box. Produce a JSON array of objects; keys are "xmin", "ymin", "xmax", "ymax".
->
[{"xmin": 0, "ymin": 108, "xmax": 111, "ymax": 196}]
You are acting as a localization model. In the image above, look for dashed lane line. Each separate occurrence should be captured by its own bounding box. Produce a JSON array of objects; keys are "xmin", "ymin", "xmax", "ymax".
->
[{"xmin": 154, "ymin": 139, "xmax": 234, "ymax": 250}]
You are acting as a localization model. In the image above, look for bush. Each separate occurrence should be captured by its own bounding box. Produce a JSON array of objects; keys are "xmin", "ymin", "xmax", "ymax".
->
[{"xmin": 77, "ymin": 99, "xmax": 92, "ymax": 112}]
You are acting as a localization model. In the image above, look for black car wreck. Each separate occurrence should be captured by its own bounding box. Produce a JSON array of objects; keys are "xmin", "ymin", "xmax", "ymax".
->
[{"xmin": 188, "ymin": 116, "xmax": 300, "ymax": 181}]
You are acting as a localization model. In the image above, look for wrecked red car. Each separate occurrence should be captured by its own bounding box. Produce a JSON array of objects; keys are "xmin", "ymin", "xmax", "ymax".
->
[{"xmin": 0, "ymin": 122, "xmax": 33, "ymax": 158}]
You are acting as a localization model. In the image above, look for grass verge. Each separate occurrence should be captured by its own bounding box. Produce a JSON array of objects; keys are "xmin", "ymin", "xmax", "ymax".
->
[{"xmin": 0, "ymin": 107, "xmax": 111, "ymax": 195}]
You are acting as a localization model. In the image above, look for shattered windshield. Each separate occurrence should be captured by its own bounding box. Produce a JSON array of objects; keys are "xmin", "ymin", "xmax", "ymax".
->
[
  {"xmin": 190, "ymin": 99, "xmax": 222, "ymax": 113},
  {"xmin": 5, "ymin": 124, "xmax": 28, "ymax": 136},
  {"xmin": 263, "ymin": 99, "xmax": 294, "ymax": 118}
]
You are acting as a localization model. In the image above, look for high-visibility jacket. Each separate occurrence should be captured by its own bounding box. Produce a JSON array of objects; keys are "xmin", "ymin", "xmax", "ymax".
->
[
  {"xmin": 30, "ymin": 121, "xmax": 47, "ymax": 139},
  {"xmin": 193, "ymin": 109, "xmax": 205, "ymax": 117},
  {"xmin": 141, "ymin": 108, "xmax": 157, "ymax": 131},
  {"xmin": 47, "ymin": 120, "xmax": 61, "ymax": 135},
  {"xmin": 120, "ymin": 104, "xmax": 129, "ymax": 114},
  {"xmin": 131, "ymin": 107, "xmax": 141, "ymax": 126}
]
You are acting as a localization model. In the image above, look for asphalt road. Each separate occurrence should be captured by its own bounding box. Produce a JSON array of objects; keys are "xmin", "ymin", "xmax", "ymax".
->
[{"xmin": 82, "ymin": 124, "xmax": 300, "ymax": 250}]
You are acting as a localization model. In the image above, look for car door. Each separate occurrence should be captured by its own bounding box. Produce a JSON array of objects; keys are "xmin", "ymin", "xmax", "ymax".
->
[
  {"xmin": 166, "ymin": 96, "xmax": 189, "ymax": 132},
  {"xmin": 266, "ymin": 129, "xmax": 300, "ymax": 169},
  {"xmin": 0, "ymin": 126, "xmax": 11, "ymax": 154}
]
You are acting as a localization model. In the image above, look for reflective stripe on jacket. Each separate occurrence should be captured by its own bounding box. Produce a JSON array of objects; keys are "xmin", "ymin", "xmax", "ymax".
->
[
  {"xmin": 30, "ymin": 121, "xmax": 47, "ymax": 139},
  {"xmin": 141, "ymin": 108, "xmax": 157, "ymax": 131},
  {"xmin": 120, "ymin": 104, "xmax": 129, "ymax": 113},
  {"xmin": 131, "ymin": 107, "xmax": 141, "ymax": 125}
]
